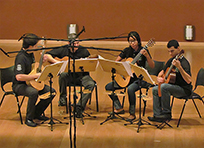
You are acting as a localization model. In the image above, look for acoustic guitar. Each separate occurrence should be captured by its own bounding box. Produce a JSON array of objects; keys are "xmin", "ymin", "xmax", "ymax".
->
[
  {"xmin": 158, "ymin": 49, "xmax": 184, "ymax": 97},
  {"xmin": 54, "ymin": 54, "xmax": 98, "ymax": 61},
  {"xmin": 115, "ymin": 38, "xmax": 155, "ymax": 87},
  {"xmin": 26, "ymin": 40, "xmax": 46, "ymax": 91}
]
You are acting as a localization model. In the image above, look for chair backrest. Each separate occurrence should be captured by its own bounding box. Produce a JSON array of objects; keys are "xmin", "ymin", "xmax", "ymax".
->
[
  {"xmin": 145, "ymin": 60, "xmax": 165, "ymax": 76},
  {"xmin": 0, "ymin": 66, "xmax": 15, "ymax": 92},
  {"xmin": 194, "ymin": 68, "xmax": 204, "ymax": 90}
]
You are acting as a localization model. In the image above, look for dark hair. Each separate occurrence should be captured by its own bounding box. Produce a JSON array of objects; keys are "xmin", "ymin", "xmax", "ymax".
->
[
  {"xmin": 22, "ymin": 33, "xmax": 40, "ymax": 49},
  {"xmin": 167, "ymin": 39, "xmax": 180, "ymax": 49},
  {"xmin": 127, "ymin": 31, "xmax": 141, "ymax": 47}
]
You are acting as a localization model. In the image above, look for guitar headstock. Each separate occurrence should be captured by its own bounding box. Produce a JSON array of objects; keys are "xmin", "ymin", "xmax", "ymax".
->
[
  {"xmin": 175, "ymin": 49, "xmax": 185, "ymax": 60},
  {"xmin": 144, "ymin": 38, "xmax": 155, "ymax": 49}
]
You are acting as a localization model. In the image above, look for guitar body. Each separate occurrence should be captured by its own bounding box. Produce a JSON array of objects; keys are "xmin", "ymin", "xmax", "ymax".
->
[
  {"xmin": 26, "ymin": 62, "xmax": 45, "ymax": 91},
  {"xmin": 115, "ymin": 58, "xmax": 134, "ymax": 87}
]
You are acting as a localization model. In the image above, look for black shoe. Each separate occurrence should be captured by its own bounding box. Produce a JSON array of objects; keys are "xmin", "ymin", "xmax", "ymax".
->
[
  {"xmin": 34, "ymin": 115, "xmax": 49, "ymax": 121},
  {"xmin": 126, "ymin": 116, "xmax": 136, "ymax": 122},
  {"xmin": 155, "ymin": 114, "xmax": 172, "ymax": 120},
  {"xmin": 58, "ymin": 97, "xmax": 66, "ymax": 106},
  {"xmin": 108, "ymin": 110, "xmax": 125, "ymax": 115},
  {"xmin": 147, "ymin": 116, "xmax": 164, "ymax": 122},
  {"xmin": 25, "ymin": 119, "xmax": 37, "ymax": 127},
  {"xmin": 75, "ymin": 105, "xmax": 84, "ymax": 118}
]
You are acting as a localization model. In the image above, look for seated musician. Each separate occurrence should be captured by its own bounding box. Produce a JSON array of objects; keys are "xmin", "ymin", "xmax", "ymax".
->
[
  {"xmin": 12, "ymin": 33, "xmax": 56, "ymax": 127},
  {"xmin": 105, "ymin": 31, "xmax": 155, "ymax": 122},
  {"xmin": 44, "ymin": 36, "xmax": 95, "ymax": 117},
  {"xmin": 148, "ymin": 40, "xmax": 192, "ymax": 122}
]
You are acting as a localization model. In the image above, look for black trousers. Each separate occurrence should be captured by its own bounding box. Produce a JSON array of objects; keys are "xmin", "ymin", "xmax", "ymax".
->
[{"xmin": 13, "ymin": 84, "xmax": 56, "ymax": 120}]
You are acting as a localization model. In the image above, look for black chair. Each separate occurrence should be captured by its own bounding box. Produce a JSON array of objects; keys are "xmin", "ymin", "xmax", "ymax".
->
[
  {"xmin": 0, "ymin": 66, "xmax": 25, "ymax": 124},
  {"xmin": 171, "ymin": 68, "xmax": 204, "ymax": 127}
]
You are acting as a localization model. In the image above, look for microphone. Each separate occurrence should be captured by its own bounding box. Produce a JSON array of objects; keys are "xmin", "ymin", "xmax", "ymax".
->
[{"xmin": 0, "ymin": 48, "xmax": 10, "ymax": 57}]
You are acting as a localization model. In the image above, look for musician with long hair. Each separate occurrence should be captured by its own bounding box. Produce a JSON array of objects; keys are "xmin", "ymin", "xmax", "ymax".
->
[
  {"xmin": 12, "ymin": 33, "xmax": 56, "ymax": 127},
  {"xmin": 105, "ymin": 31, "xmax": 154, "ymax": 122},
  {"xmin": 148, "ymin": 40, "xmax": 192, "ymax": 122}
]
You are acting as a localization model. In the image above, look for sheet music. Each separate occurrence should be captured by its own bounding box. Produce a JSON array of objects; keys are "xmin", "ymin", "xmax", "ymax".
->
[
  {"xmin": 35, "ymin": 61, "xmax": 65, "ymax": 82},
  {"xmin": 130, "ymin": 63, "xmax": 155, "ymax": 85},
  {"xmin": 141, "ymin": 67, "xmax": 155, "ymax": 85},
  {"xmin": 122, "ymin": 61, "xmax": 133, "ymax": 77},
  {"xmin": 57, "ymin": 61, "xmax": 68, "ymax": 75}
]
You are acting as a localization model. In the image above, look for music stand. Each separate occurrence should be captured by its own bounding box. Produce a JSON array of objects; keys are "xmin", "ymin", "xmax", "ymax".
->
[
  {"xmin": 69, "ymin": 58, "xmax": 98, "ymax": 124},
  {"xmin": 124, "ymin": 63, "xmax": 157, "ymax": 132},
  {"xmin": 37, "ymin": 61, "xmax": 68, "ymax": 131},
  {"xmin": 98, "ymin": 58, "xmax": 131, "ymax": 125}
]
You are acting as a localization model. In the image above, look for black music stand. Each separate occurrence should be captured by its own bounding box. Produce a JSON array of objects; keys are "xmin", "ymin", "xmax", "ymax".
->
[
  {"xmin": 98, "ymin": 58, "xmax": 132, "ymax": 125},
  {"xmin": 69, "ymin": 58, "xmax": 98, "ymax": 124},
  {"xmin": 124, "ymin": 63, "xmax": 157, "ymax": 132},
  {"xmin": 37, "ymin": 61, "xmax": 68, "ymax": 131}
]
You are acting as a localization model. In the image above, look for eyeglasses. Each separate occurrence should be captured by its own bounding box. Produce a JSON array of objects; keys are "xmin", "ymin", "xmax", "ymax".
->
[{"xmin": 129, "ymin": 40, "xmax": 137, "ymax": 44}]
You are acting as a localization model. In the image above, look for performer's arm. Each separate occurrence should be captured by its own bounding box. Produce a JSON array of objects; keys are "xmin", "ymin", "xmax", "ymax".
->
[
  {"xmin": 140, "ymin": 49, "xmax": 154, "ymax": 68},
  {"xmin": 172, "ymin": 59, "xmax": 192, "ymax": 84},
  {"xmin": 43, "ymin": 54, "xmax": 59, "ymax": 64},
  {"xmin": 115, "ymin": 56, "xmax": 122, "ymax": 62},
  {"xmin": 16, "ymin": 73, "xmax": 41, "ymax": 81}
]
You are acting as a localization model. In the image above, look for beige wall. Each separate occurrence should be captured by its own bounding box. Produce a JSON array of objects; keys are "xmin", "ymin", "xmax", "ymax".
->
[{"xmin": 0, "ymin": 0, "xmax": 204, "ymax": 42}]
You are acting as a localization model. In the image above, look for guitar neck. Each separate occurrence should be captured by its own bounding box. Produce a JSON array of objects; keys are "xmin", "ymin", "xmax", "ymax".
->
[
  {"xmin": 131, "ymin": 45, "xmax": 147, "ymax": 64},
  {"xmin": 37, "ymin": 50, "xmax": 45, "ymax": 73},
  {"xmin": 131, "ymin": 52, "xmax": 142, "ymax": 64},
  {"xmin": 164, "ymin": 64, "xmax": 174, "ymax": 79}
]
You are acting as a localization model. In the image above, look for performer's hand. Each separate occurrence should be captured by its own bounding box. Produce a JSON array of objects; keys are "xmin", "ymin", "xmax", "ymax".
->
[
  {"xmin": 34, "ymin": 73, "xmax": 41, "ymax": 79},
  {"xmin": 172, "ymin": 59, "xmax": 181, "ymax": 68},
  {"xmin": 140, "ymin": 49, "xmax": 149, "ymax": 58},
  {"xmin": 157, "ymin": 76, "xmax": 164, "ymax": 84}
]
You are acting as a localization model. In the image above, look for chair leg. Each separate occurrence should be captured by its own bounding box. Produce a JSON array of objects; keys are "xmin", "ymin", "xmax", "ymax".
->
[
  {"xmin": 177, "ymin": 99, "xmax": 188, "ymax": 127},
  {"xmin": 95, "ymin": 84, "xmax": 99, "ymax": 112},
  {"xmin": 121, "ymin": 88, "xmax": 126, "ymax": 108},
  {"xmin": 17, "ymin": 96, "xmax": 25, "ymax": 113},
  {"xmin": 0, "ymin": 94, "xmax": 6, "ymax": 107},
  {"xmin": 170, "ymin": 96, "xmax": 175, "ymax": 109},
  {"xmin": 142, "ymin": 100, "xmax": 146, "ymax": 116},
  {"xmin": 15, "ymin": 96, "xmax": 23, "ymax": 124},
  {"xmin": 191, "ymin": 99, "xmax": 202, "ymax": 118}
]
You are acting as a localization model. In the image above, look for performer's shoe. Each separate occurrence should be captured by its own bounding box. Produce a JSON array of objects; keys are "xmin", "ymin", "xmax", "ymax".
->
[
  {"xmin": 148, "ymin": 114, "xmax": 172, "ymax": 122},
  {"xmin": 34, "ymin": 115, "xmax": 49, "ymax": 121},
  {"xmin": 155, "ymin": 114, "xmax": 172, "ymax": 120},
  {"xmin": 58, "ymin": 97, "xmax": 66, "ymax": 106},
  {"xmin": 108, "ymin": 109, "xmax": 125, "ymax": 115},
  {"xmin": 126, "ymin": 115, "xmax": 136, "ymax": 122},
  {"xmin": 25, "ymin": 119, "xmax": 37, "ymax": 127},
  {"xmin": 72, "ymin": 104, "xmax": 84, "ymax": 118}
]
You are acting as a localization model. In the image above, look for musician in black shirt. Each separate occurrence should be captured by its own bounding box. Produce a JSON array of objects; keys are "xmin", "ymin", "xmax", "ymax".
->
[
  {"xmin": 44, "ymin": 39, "xmax": 95, "ymax": 117},
  {"xmin": 105, "ymin": 31, "xmax": 155, "ymax": 122},
  {"xmin": 148, "ymin": 40, "xmax": 192, "ymax": 122},
  {"xmin": 12, "ymin": 33, "xmax": 56, "ymax": 127}
]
